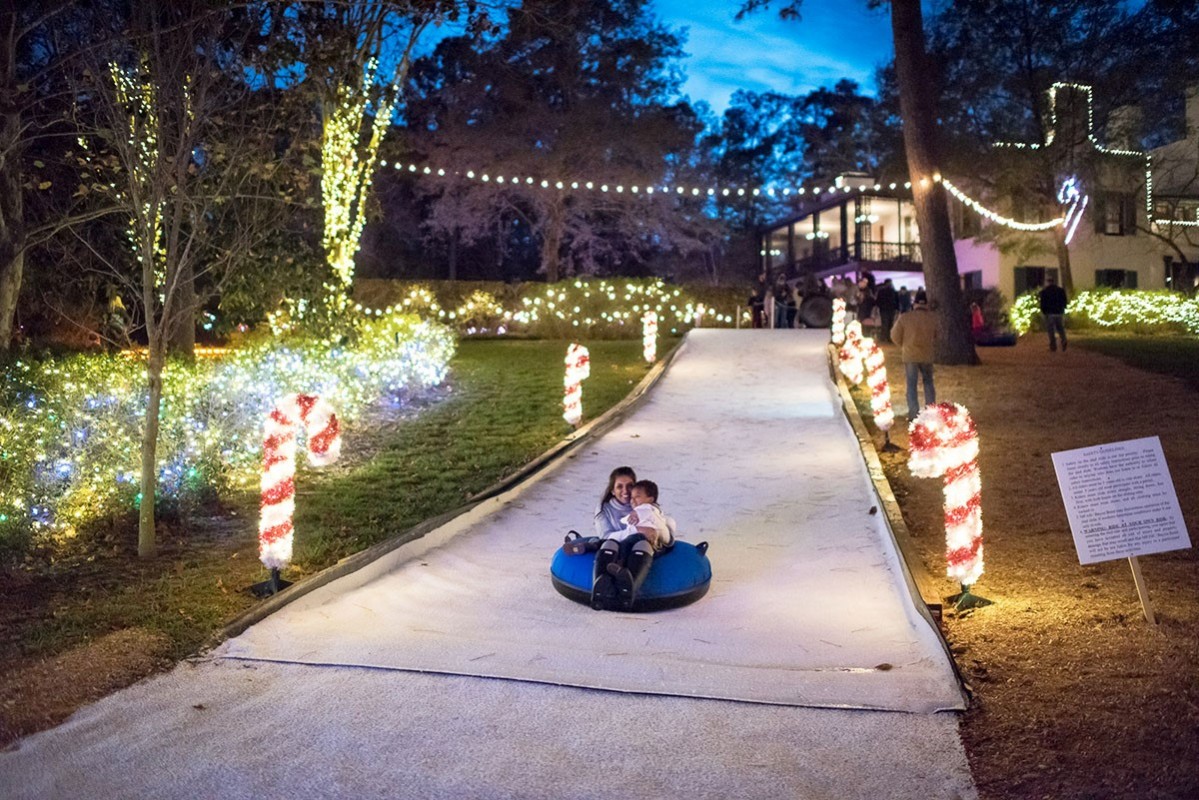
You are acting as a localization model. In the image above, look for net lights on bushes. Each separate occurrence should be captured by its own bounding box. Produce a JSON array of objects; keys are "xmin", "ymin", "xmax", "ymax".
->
[
  {"xmin": 908, "ymin": 402, "xmax": 991, "ymax": 611},
  {"xmin": 256, "ymin": 394, "xmax": 342, "ymax": 596},
  {"xmin": 642, "ymin": 311, "xmax": 658, "ymax": 363},
  {"xmin": 831, "ymin": 299, "xmax": 847, "ymax": 345},
  {"xmin": 563, "ymin": 343, "xmax": 591, "ymax": 427}
]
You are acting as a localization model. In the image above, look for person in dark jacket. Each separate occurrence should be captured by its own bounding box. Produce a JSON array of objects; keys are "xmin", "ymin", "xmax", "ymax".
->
[
  {"xmin": 1038, "ymin": 276, "xmax": 1069, "ymax": 352},
  {"xmin": 874, "ymin": 279, "xmax": 899, "ymax": 343}
]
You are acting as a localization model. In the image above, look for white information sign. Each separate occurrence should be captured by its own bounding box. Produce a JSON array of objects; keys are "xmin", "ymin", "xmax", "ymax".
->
[{"xmin": 1052, "ymin": 436, "xmax": 1191, "ymax": 565}]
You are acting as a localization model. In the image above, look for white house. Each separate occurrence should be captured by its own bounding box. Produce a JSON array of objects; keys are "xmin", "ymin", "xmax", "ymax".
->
[{"xmin": 760, "ymin": 83, "xmax": 1199, "ymax": 302}]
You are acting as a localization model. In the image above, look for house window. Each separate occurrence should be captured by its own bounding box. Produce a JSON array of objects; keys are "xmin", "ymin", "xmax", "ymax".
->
[
  {"xmin": 1013, "ymin": 266, "xmax": 1059, "ymax": 293},
  {"xmin": 1095, "ymin": 193, "xmax": 1137, "ymax": 236},
  {"xmin": 1095, "ymin": 269, "xmax": 1138, "ymax": 289},
  {"xmin": 962, "ymin": 270, "xmax": 983, "ymax": 290}
]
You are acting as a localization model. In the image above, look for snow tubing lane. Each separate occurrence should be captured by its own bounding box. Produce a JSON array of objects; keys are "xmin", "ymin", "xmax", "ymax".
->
[{"xmin": 550, "ymin": 541, "xmax": 712, "ymax": 612}]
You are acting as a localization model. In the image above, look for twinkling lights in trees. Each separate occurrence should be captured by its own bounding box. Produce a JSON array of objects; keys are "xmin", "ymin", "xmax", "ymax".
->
[
  {"xmin": 831, "ymin": 299, "xmax": 846, "ymax": 345},
  {"xmin": 321, "ymin": 58, "xmax": 402, "ymax": 307},
  {"xmin": 909, "ymin": 403, "xmax": 984, "ymax": 587},
  {"xmin": 259, "ymin": 394, "xmax": 341, "ymax": 570},
  {"xmin": 563, "ymin": 344, "xmax": 590, "ymax": 427},
  {"xmin": 642, "ymin": 311, "xmax": 658, "ymax": 363},
  {"xmin": 861, "ymin": 338, "xmax": 894, "ymax": 432}
]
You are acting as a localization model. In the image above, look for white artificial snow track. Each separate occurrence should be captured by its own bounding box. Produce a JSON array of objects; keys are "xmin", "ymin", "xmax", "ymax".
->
[{"xmin": 0, "ymin": 330, "xmax": 976, "ymax": 800}]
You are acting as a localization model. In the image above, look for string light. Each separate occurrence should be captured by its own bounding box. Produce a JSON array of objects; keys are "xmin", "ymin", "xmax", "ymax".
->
[
  {"xmin": 938, "ymin": 176, "xmax": 1064, "ymax": 232},
  {"xmin": 1010, "ymin": 289, "xmax": 1199, "ymax": 335},
  {"xmin": 642, "ymin": 311, "xmax": 658, "ymax": 363},
  {"xmin": 1057, "ymin": 176, "xmax": 1089, "ymax": 245},
  {"xmin": 838, "ymin": 320, "xmax": 865, "ymax": 385},
  {"xmin": 830, "ymin": 299, "xmax": 846, "ymax": 345},
  {"xmin": 861, "ymin": 338, "xmax": 894, "ymax": 432}
]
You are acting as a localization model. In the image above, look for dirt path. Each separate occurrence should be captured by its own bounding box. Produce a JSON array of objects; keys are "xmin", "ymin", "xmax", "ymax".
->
[{"xmin": 874, "ymin": 336, "xmax": 1199, "ymax": 800}]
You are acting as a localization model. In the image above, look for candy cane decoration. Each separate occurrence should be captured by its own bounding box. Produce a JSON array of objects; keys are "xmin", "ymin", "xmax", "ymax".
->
[
  {"xmin": 831, "ymin": 298, "xmax": 846, "ymax": 344},
  {"xmin": 563, "ymin": 343, "xmax": 591, "ymax": 427},
  {"xmin": 642, "ymin": 311, "xmax": 658, "ymax": 363},
  {"xmin": 260, "ymin": 394, "xmax": 341, "ymax": 571},
  {"xmin": 909, "ymin": 403, "xmax": 984, "ymax": 588},
  {"xmin": 1057, "ymin": 175, "xmax": 1089, "ymax": 246},
  {"xmin": 861, "ymin": 337, "xmax": 894, "ymax": 432},
  {"xmin": 838, "ymin": 320, "xmax": 865, "ymax": 385}
]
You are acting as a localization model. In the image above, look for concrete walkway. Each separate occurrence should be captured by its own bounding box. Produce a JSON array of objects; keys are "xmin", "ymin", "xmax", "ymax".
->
[{"xmin": 0, "ymin": 330, "xmax": 976, "ymax": 800}]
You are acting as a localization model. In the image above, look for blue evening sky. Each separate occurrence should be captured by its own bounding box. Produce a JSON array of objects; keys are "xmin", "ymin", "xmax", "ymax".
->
[{"xmin": 654, "ymin": 1, "xmax": 895, "ymax": 113}]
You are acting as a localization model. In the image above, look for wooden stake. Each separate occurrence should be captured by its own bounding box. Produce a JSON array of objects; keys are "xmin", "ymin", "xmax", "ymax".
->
[{"xmin": 1127, "ymin": 556, "xmax": 1157, "ymax": 625}]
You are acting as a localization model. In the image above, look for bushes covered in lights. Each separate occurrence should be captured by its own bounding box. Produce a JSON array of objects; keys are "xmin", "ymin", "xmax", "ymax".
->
[
  {"xmin": 352, "ymin": 278, "xmax": 749, "ymax": 338},
  {"xmin": 1010, "ymin": 289, "xmax": 1199, "ymax": 336},
  {"xmin": 0, "ymin": 312, "xmax": 454, "ymax": 558}
]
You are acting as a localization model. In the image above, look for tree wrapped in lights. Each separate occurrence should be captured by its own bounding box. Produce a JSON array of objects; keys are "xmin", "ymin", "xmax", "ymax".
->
[
  {"xmin": 563, "ymin": 343, "xmax": 591, "ymax": 427},
  {"xmin": 908, "ymin": 402, "xmax": 990, "ymax": 610},
  {"xmin": 831, "ymin": 298, "xmax": 846, "ymax": 344},
  {"xmin": 257, "ymin": 394, "xmax": 341, "ymax": 595},
  {"xmin": 642, "ymin": 311, "xmax": 658, "ymax": 362}
]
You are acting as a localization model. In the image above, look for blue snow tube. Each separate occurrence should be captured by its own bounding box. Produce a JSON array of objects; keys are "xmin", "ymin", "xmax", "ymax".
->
[{"xmin": 550, "ymin": 540, "xmax": 712, "ymax": 611}]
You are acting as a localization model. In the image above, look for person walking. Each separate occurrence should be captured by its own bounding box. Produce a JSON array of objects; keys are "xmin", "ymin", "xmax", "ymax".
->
[
  {"xmin": 875, "ymin": 279, "xmax": 899, "ymax": 343},
  {"xmin": 890, "ymin": 290, "xmax": 937, "ymax": 418},
  {"xmin": 1038, "ymin": 276, "xmax": 1069, "ymax": 352}
]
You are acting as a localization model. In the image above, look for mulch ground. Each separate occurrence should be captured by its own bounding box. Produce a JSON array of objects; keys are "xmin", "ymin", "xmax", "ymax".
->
[
  {"xmin": 873, "ymin": 336, "xmax": 1199, "ymax": 800},
  {"xmin": 3, "ymin": 334, "xmax": 1197, "ymax": 800}
]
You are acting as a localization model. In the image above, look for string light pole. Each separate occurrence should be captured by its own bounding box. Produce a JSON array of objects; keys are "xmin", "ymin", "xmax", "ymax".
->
[
  {"xmin": 831, "ymin": 298, "xmax": 847, "ymax": 345},
  {"xmin": 908, "ymin": 402, "xmax": 990, "ymax": 611},
  {"xmin": 563, "ymin": 344, "xmax": 591, "ymax": 428},
  {"xmin": 255, "ymin": 394, "xmax": 342, "ymax": 597},
  {"xmin": 839, "ymin": 320, "xmax": 866, "ymax": 385}
]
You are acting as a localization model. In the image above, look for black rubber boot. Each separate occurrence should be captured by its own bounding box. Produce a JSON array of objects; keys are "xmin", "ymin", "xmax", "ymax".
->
[
  {"xmin": 591, "ymin": 543, "xmax": 619, "ymax": 610},
  {"xmin": 618, "ymin": 549, "xmax": 654, "ymax": 611}
]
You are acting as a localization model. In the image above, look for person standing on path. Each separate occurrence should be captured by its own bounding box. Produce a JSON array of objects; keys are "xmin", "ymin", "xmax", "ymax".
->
[
  {"xmin": 1038, "ymin": 276, "xmax": 1069, "ymax": 352},
  {"xmin": 875, "ymin": 279, "xmax": 899, "ymax": 343},
  {"xmin": 890, "ymin": 290, "xmax": 938, "ymax": 418}
]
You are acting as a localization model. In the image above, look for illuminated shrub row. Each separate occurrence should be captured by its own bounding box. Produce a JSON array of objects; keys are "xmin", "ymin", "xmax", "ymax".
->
[
  {"xmin": 0, "ymin": 313, "xmax": 455, "ymax": 557},
  {"xmin": 352, "ymin": 278, "xmax": 751, "ymax": 338},
  {"xmin": 1010, "ymin": 289, "xmax": 1199, "ymax": 335}
]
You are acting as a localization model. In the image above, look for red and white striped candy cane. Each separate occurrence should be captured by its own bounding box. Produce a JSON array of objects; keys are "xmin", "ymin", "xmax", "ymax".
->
[
  {"xmin": 642, "ymin": 311, "xmax": 658, "ymax": 363},
  {"xmin": 831, "ymin": 298, "xmax": 846, "ymax": 344},
  {"xmin": 908, "ymin": 403, "xmax": 984, "ymax": 587},
  {"xmin": 861, "ymin": 337, "xmax": 894, "ymax": 431},
  {"xmin": 260, "ymin": 394, "xmax": 341, "ymax": 570},
  {"xmin": 838, "ymin": 320, "xmax": 865, "ymax": 384},
  {"xmin": 563, "ymin": 343, "xmax": 591, "ymax": 427}
]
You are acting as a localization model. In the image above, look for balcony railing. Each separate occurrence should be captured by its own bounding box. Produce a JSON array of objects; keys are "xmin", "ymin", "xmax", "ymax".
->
[{"xmin": 790, "ymin": 240, "xmax": 922, "ymax": 272}]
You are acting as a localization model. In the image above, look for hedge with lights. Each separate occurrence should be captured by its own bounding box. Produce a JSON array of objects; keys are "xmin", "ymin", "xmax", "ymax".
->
[
  {"xmin": 0, "ymin": 311, "xmax": 454, "ymax": 558},
  {"xmin": 352, "ymin": 278, "xmax": 750, "ymax": 339},
  {"xmin": 1010, "ymin": 289, "xmax": 1199, "ymax": 336}
]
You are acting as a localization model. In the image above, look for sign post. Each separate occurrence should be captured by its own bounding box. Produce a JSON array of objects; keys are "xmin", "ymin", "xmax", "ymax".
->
[{"xmin": 1052, "ymin": 436, "xmax": 1191, "ymax": 624}]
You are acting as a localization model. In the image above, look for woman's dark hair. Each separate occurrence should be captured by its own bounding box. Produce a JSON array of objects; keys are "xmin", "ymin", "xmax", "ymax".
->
[
  {"xmin": 631, "ymin": 479, "xmax": 659, "ymax": 503},
  {"xmin": 600, "ymin": 466, "xmax": 636, "ymax": 506}
]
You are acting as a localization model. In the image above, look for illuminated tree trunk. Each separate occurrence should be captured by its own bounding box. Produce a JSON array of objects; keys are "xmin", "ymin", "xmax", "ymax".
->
[
  {"xmin": 890, "ymin": 0, "xmax": 978, "ymax": 365},
  {"xmin": 138, "ymin": 345, "xmax": 164, "ymax": 558},
  {"xmin": 1054, "ymin": 226, "xmax": 1075, "ymax": 295}
]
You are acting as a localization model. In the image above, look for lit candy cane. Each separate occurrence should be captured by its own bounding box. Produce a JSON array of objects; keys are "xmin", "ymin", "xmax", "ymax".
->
[
  {"xmin": 563, "ymin": 343, "xmax": 591, "ymax": 427},
  {"xmin": 831, "ymin": 298, "xmax": 846, "ymax": 344},
  {"xmin": 838, "ymin": 320, "xmax": 865, "ymax": 384},
  {"xmin": 909, "ymin": 403, "xmax": 986, "ymax": 594},
  {"xmin": 1057, "ymin": 176, "xmax": 1089, "ymax": 245},
  {"xmin": 259, "ymin": 394, "xmax": 341, "ymax": 572},
  {"xmin": 861, "ymin": 337, "xmax": 894, "ymax": 432},
  {"xmin": 642, "ymin": 311, "xmax": 658, "ymax": 363}
]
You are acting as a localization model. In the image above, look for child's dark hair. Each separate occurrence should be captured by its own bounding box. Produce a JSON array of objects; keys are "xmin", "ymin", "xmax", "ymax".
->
[
  {"xmin": 631, "ymin": 479, "xmax": 658, "ymax": 502},
  {"xmin": 600, "ymin": 466, "xmax": 636, "ymax": 506}
]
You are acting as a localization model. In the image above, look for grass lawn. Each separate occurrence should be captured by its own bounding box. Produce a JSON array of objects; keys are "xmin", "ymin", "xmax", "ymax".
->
[
  {"xmin": 1, "ymin": 338, "xmax": 667, "ymax": 677},
  {"xmin": 1072, "ymin": 334, "xmax": 1199, "ymax": 392}
]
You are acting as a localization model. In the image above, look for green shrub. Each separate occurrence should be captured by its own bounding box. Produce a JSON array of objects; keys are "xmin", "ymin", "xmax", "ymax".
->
[{"xmin": 1010, "ymin": 289, "xmax": 1199, "ymax": 335}]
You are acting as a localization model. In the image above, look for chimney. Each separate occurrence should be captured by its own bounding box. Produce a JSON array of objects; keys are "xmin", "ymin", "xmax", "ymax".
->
[
  {"xmin": 1046, "ymin": 84, "xmax": 1092, "ymax": 149},
  {"xmin": 1107, "ymin": 105, "xmax": 1142, "ymax": 150},
  {"xmin": 1187, "ymin": 85, "xmax": 1199, "ymax": 140}
]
